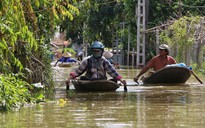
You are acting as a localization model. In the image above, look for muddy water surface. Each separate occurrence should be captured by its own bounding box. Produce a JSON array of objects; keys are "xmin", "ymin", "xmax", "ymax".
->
[{"xmin": 0, "ymin": 67, "xmax": 205, "ymax": 128}]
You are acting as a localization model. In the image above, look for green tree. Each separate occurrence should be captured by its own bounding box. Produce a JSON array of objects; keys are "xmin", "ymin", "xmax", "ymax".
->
[
  {"xmin": 0, "ymin": 0, "xmax": 79, "ymax": 83},
  {"xmin": 0, "ymin": 0, "xmax": 79, "ymax": 110}
]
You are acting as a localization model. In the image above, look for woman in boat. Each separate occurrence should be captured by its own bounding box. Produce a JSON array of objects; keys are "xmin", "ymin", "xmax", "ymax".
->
[
  {"xmin": 134, "ymin": 44, "xmax": 177, "ymax": 83},
  {"xmin": 54, "ymin": 52, "xmax": 78, "ymax": 67},
  {"xmin": 66, "ymin": 41, "xmax": 126, "ymax": 85}
]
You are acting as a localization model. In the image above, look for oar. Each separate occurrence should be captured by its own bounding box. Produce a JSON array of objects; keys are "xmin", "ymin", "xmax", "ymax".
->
[
  {"xmin": 54, "ymin": 60, "xmax": 59, "ymax": 67},
  {"xmin": 190, "ymin": 70, "xmax": 203, "ymax": 84},
  {"xmin": 184, "ymin": 65, "xmax": 203, "ymax": 84},
  {"xmin": 65, "ymin": 78, "xmax": 72, "ymax": 90},
  {"xmin": 119, "ymin": 80, "xmax": 127, "ymax": 92},
  {"xmin": 65, "ymin": 81, "xmax": 69, "ymax": 90},
  {"xmin": 124, "ymin": 84, "xmax": 127, "ymax": 92}
]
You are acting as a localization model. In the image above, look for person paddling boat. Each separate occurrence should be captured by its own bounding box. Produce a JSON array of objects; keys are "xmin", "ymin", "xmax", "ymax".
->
[
  {"xmin": 134, "ymin": 44, "xmax": 177, "ymax": 83},
  {"xmin": 66, "ymin": 41, "xmax": 127, "ymax": 90},
  {"xmin": 54, "ymin": 52, "xmax": 79, "ymax": 67}
]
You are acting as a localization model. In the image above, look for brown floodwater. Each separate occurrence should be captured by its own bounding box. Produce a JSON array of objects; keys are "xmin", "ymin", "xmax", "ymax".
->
[{"xmin": 0, "ymin": 67, "xmax": 205, "ymax": 128}]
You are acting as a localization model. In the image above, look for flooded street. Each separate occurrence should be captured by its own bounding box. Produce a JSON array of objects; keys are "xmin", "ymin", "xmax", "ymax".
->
[{"xmin": 1, "ymin": 67, "xmax": 205, "ymax": 128}]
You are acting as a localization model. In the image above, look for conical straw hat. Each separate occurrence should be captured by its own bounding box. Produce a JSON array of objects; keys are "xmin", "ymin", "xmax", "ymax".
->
[
  {"xmin": 103, "ymin": 51, "xmax": 113, "ymax": 58},
  {"xmin": 62, "ymin": 52, "xmax": 71, "ymax": 57}
]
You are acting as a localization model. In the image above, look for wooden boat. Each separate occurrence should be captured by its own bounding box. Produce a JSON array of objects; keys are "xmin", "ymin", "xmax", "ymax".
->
[
  {"xmin": 72, "ymin": 80, "xmax": 120, "ymax": 92},
  {"xmin": 143, "ymin": 66, "xmax": 191, "ymax": 84},
  {"xmin": 58, "ymin": 63, "xmax": 75, "ymax": 67}
]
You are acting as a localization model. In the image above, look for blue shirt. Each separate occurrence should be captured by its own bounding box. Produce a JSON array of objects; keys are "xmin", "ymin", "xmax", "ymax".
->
[{"xmin": 58, "ymin": 57, "xmax": 77, "ymax": 63}]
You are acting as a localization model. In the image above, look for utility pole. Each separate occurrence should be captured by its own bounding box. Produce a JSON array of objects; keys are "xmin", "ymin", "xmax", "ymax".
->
[
  {"xmin": 136, "ymin": 0, "xmax": 146, "ymax": 67},
  {"xmin": 178, "ymin": 0, "xmax": 182, "ymax": 17}
]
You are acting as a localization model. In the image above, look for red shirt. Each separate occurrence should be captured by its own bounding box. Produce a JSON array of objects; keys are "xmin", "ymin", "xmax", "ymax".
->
[{"xmin": 146, "ymin": 55, "xmax": 176, "ymax": 71}]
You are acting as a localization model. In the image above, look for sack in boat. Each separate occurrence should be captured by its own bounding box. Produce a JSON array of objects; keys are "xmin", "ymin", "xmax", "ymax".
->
[{"xmin": 166, "ymin": 63, "xmax": 192, "ymax": 70}]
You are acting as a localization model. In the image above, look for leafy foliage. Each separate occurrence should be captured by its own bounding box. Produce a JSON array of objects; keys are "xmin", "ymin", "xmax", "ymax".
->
[
  {"xmin": 0, "ymin": 74, "xmax": 33, "ymax": 111},
  {"xmin": 0, "ymin": 0, "xmax": 79, "ymax": 77},
  {"xmin": 62, "ymin": 0, "xmax": 126, "ymax": 47},
  {"xmin": 60, "ymin": 0, "xmax": 205, "ymax": 68},
  {"xmin": 149, "ymin": 0, "xmax": 205, "ymax": 28},
  {"xmin": 0, "ymin": 0, "xmax": 79, "ymax": 110},
  {"xmin": 160, "ymin": 16, "xmax": 201, "ymax": 63}
]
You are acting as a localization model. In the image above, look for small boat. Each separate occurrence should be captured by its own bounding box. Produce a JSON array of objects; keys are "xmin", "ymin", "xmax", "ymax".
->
[
  {"xmin": 72, "ymin": 80, "xmax": 120, "ymax": 92},
  {"xmin": 58, "ymin": 62, "xmax": 76, "ymax": 67},
  {"xmin": 143, "ymin": 66, "xmax": 191, "ymax": 84}
]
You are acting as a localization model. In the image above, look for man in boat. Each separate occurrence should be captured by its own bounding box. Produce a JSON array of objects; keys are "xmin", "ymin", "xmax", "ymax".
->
[
  {"xmin": 54, "ymin": 52, "xmax": 79, "ymax": 67},
  {"xmin": 103, "ymin": 51, "xmax": 120, "ymax": 69},
  {"xmin": 66, "ymin": 41, "xmax": 126, "ymax": 85},
  {"xmin": 134, "ymin": 44, "xmax": 177, "ymax": 83}
]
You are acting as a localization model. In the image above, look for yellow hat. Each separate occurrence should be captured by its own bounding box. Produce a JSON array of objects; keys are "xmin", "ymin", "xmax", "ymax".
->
[{"xmin": 62, "ymin": 52, "xmax": 71, "ymax": 57}]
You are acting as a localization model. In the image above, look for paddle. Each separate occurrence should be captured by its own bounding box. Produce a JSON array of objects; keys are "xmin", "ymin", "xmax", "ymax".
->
[
  {"xmin": 65, "ymin": 78, "xmax": 72, "ymax": 90},
  {"xmin": 119, "ymin": 80, "xmax": 127, "ymax": 92},
  {"xmin": 190, "ymin": 70, "xmax": 203, "ymax": 84},
  {"xmin": 124, "ymin": 84, "xmax": 127, "ymax": 92},
  {"xmin": 54, "ymin": 60, "xmax": 59, "ymax": 67},
  {"xmin": 171, "ymin": 63, "xmax": 203, "ymax": 84},
  {"xmin": 65, "ymin": 81, "xmax": 69, "ymax": 90}
]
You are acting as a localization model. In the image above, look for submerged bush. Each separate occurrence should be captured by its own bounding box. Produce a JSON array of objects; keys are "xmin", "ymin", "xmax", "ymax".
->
[{"xmin": 0, "ymin": 74, "xmax": 35, "ymax": 111}]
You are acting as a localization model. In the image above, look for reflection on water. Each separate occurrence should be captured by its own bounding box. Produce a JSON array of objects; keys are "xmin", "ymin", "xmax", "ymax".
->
[{"xmin": 0, "ymin": 68, "xmax": 205, "ymax": 128}]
